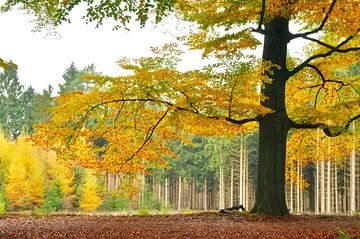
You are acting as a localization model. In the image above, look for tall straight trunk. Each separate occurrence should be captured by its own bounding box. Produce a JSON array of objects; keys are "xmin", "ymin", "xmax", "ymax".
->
[
  {"xmin": 230, "ymin": 160, "xmax": 234, "ymax": 207},
  {"xmin": 327, "ymin": 160, "xmax": 331, "ymax": 213},
  {"xmin": 244, "ymin": 144, "xmax": 249, "ymax": 210},
  {"xmin": 178, "ymin": 176, "xmax": 182, "ymax": 211},
  {"xmin": 343, "ymin": 160, "xmax": 347, "ymax": 213},
  {"xmin": 242, "ymin": 142, "xmax": 247, "ymax": 206},
  {"xmin": 300, "ymin": 165, "xmax": 303, "ymax": 213},
  {"xmin": 326, "ymin": 138, "xmax": 332, "ymax": 214},
  {"xmin": 308, "ymin": 163, "xmax": 315, "ymax": 212},
  {"xmin": 334, "ymin": 162, "xmax": 338, "ymax": 213},
  {"xmin": 239, "ymin": 135, "xmax": 244, "ymax": 205},
  {"xmin": 204, "ymin": 175, "xmax": 207, "ymax": 211},
  {"xmin": 315, "ymin": 128, "xmax": 320, "ymax": 214},
  {"xmin": 219, "ymin": 147, "xmax": 225, "ymax": 209},
  {"xmin": 350, "ymin": 123, "xmax": 356, "ymax": 214},
  {"xmin": 316, "ymin": 161, "xmax": 319, "ymax": 214},
  {"xmin": 158, "ymin": 183, "xmax": 162, "ymax": 202},
  {"xmin": 321, "ymin": 159, "xmax": 325, "ymax": 214},
  {"xmin": 165, "ymin": 178, "xmax": 168, "ymax": 208},
  {"xmin": 251, "ymin": 17, "xmax": 290, "ymax": 216},
  {"xmin": 297, "ymin": 162, "xmax": 300, "ymax": 213},
  {"xmin": 290, "ymin": 181, "xmax": 293, "ymax": 213}
]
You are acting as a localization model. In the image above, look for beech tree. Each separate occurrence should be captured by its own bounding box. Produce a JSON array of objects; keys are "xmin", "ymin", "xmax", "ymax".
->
[{"xmin": 6, "ymin": 0, "xmax": 360, "ymax": 216}]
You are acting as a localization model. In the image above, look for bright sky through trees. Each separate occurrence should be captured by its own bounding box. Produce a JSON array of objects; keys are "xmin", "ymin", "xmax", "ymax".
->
[{"xmin": 0, "ymin": 4, "xmax": 306, "ymax": 93}]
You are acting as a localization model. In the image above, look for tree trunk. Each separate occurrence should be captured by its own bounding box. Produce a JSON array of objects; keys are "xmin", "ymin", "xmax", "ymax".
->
[
  {"xmin": 316, "ymin": 161, "xmax": 319, "ymax": 214},
  {"xmin": 297, "ymin": 162, "xmax": 300, "ymax": 213},
  {"xmin": 308, "ymin": 163, "xmax": 315, "ymax": 212},
  {"xmin": 251, "ymin": 17, "xmax": 290, "ymax": 216},
  {"xmin": 204, "ymin": 175, "xmax": 207, "ymax": 211},
  {"xmin": 350, "ymin": 123, "xmax": 356, "ymax": 214},
  {"xmin": 327, "ymin": 160, "xmax": 331, "ymax": 214},
  {"xmin": 334, "ymin": 162, "xmax": 338, "ymax": 213},
  {"xmin": 321, "ymin": 159, "xmax": 325, "ymax": 214},
  {"xmin": 239, "ymin": 135, "xmax": 244, "ymax": 205},
  {"xmin": 230, "ymin": 160, "xmax": 234, "ymax": 207},
  {"xmin": 165, "ymin": 178, "xmax": 168, "ymax": 208},
  {"xmin": 178, "ymin": 176, "xmax": 182, "ymax": 211}
]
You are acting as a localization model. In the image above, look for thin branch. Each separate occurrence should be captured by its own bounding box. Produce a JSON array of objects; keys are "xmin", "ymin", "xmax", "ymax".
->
[
  {"xmin": 126, "ymin": 108, "xmax": 169, "ymax": 162},
  {"xmin": 114, "ymin": 101, "xmax": 125, "ymax": 123},
  {"xmin": 301, "ymin": 36, "xmax": 337, "ymax": 50},
  {"xmin": 289, "ymin": 32, "xmax": 360, "ymax": 77},
  {"xmin": 290, "ymin": 113, "xmax": 360, "ymax": 137},
  {"xmin": 290, "ymin": 0, "xmax": 337, "ymax": 39}
]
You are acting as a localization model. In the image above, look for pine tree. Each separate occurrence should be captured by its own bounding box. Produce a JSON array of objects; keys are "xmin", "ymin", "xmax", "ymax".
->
[
  {"xmin": 0, "ymin": 64, "xmax": 24, "ymax": 139},
  {"xmin": 21, "ymin": 86, "xmax": 36, "ymax": 135},
  {"xmin": 33, "ymin": 85, "xmax": 53, "ymax": 124},
  {"xmin": 58, "ymin": 62, "xmax": 98, "ymax": 94}
]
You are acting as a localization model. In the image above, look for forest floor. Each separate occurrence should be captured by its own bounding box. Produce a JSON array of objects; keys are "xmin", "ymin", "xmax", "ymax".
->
[{"xmin": 0, "ymin": 211, "xmax": 359, "ymax": 239}]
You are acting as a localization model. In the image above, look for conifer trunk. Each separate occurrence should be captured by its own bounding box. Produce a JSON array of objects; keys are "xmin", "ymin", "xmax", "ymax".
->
[
  {"xmin": 251, "ymin": 17, "xmax": 290, "ymax": 216},
  {"xmin": 350, "ymin": 123, "xmax": 356, "ymax": 214}
]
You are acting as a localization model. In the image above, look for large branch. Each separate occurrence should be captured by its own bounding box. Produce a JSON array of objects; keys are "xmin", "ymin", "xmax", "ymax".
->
[
  {"xmin": 290, "ymin": 114, "xmax": 360, "ymax": 137},
  {"xmin": 252, "ymin": 0, "xmax": 266, "ymax": 34},
  {"xmin": 290, "ymin": 0, "xmax": 337, "ymax": 39},
  {"xmin": 289, "ymin": 32, "xmax": 360, "ymax": 77}
]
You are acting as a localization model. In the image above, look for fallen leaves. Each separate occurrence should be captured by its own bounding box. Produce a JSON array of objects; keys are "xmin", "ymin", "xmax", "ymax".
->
[{"xmin": 0, "ymin": 212, "xmax": 359, "ymax": 239}]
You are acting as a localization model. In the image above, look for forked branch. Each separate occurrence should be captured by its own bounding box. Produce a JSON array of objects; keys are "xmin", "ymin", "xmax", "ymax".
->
[
  {"xmin": 290, "ymin": 0, "xmax": 337, "ymax": 39},
  {"xmin": 290, "ymin": 114, "xmax": 360, "ymax": 137},
  {"xmin": 289, "ymin": 32, "xmax": 360, "ymax": 77}
]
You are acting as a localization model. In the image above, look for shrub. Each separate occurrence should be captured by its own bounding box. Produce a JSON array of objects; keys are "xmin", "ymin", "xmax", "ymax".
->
[
  {"xmin": 99, "ymin": 195, "xmax": 128, "ymax": 211},
  {"xmin": 41, "ymin": 180, "xmax": 63, "ymax": 213}
]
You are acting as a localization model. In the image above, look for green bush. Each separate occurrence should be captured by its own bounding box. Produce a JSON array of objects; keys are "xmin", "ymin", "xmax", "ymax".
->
[
  {"xmin": 142, "ymin": 189, "xmax": 162, "ymax": 211},
  {"xmin": 0, "ymin": 193, "xmax": 6, "ymax": 215},
  {"xmin": 98, "ymin": 195, "xmax": 128, "ymax": 211},
  {"xmin": 137, "ymin": 207, "xmax": 150, "ymax": 216},
  {"xmin": 41, "ymin": 180, "xmax": 63, "ymax": 213}
]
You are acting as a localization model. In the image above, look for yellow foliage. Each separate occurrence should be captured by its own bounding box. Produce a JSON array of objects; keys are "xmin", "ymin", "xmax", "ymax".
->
[
  {"xmin": 5, "ymin": 156, "xmax": 28, "ymax": 208},
  {"xmin": 79, "ymin": 170, "xmax": 102, "ymax": 212}
]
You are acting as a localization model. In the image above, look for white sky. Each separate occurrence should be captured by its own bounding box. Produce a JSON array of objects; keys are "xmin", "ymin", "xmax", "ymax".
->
[
  {"xmin": 0, "ymin": 5, "xmax": 307, "ymax": 94},
  {"xmin": 0, "ymin": 7, "xmax": 198, "ymax": 93}
]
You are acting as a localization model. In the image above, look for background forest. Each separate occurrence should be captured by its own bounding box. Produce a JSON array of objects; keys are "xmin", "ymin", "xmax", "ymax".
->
[{"xmin": 0, "ymin": 62, "xmax": 359, "ymax": 215}]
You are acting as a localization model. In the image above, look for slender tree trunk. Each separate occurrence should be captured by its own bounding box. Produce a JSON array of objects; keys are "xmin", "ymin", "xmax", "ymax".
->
[
  {"xmin": 290, "ymin": 181, "xmax": 293, "ymax": 213},
  {"xmin": 316, "ymin": 161, "xmax": 319, "ymax": 214},
  {"xmin": 245, "ymin": 144, "xmax": 249, "ymax": 210},
  {"xmin": 297, "ymin": 162, "xmax": 300, "ymax": 213},
  {"xmin": 230, "ymin": 160, "xmax": 234, "ymax": 207},
  {"xmin": 326, "ymin": 138, "xmax": 332, "ymax": 214},
  {"xmin": 321, "ymin": 159, "xmax": 325, "ymax": 214},
  {"xmin": 178, "ymin": 176, "xmax": 182, "ymax": 211},
  {"xmin": 165, "ymin": 178, "xmax": 168, "ymax": 208},
  {"xmin": 308, "ymin": 163, "xmax": 315, "ymax": 212},
  {"xmin": 204, "ymin": 175, "xmax": 207, "ymax": 211},
  {"xmin": 315, "ymin": 128, "xmax": 320, "ymax": 214},
  {"xmin": 300, "ymin": 165, "xmax": 303, "ymax": 213},
  {"xmin": 219, "ymin": 147, "xmax": 225, "ymax": 209},
  {"xmin": 350, "ymin": 123, "xmax": 356, "ymax": 214},
  {"xmin": 334, "ymin": 162, "xmax": 338, "ymax": 213},
  {"xmin": 251, "ymin": 17, "xmax": 290, "ymax": 216},
  {"xmin": 239, "ymin": 135, "xmax": 244, "ymax": 205},
  {"xmin": 327, "ymin": 160, "xmax": 331, "ymax": 214},
  {"xmin": 158, "ymin": 183, "xmax": 162, "ymax": 202},
  {"xmin": 343, "ymin": 160, "xmax": 347, "ymax": 213}
]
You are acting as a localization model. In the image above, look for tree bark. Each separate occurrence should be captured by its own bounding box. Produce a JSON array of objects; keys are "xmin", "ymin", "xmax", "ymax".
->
[
  {"xmin": 178, "ymin": 176, "xmax": 182, "ymax": 211},
  {"xmin": 165, "ymin": 177, "xmax": 168, "ymax": 208},
  {"xmin": 350, "ymin": 123, "xmax": 356, "ymax": 214},
  {"xmin": 251, "ymin": 17, "xmax": 290, "ymax": 216}
]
